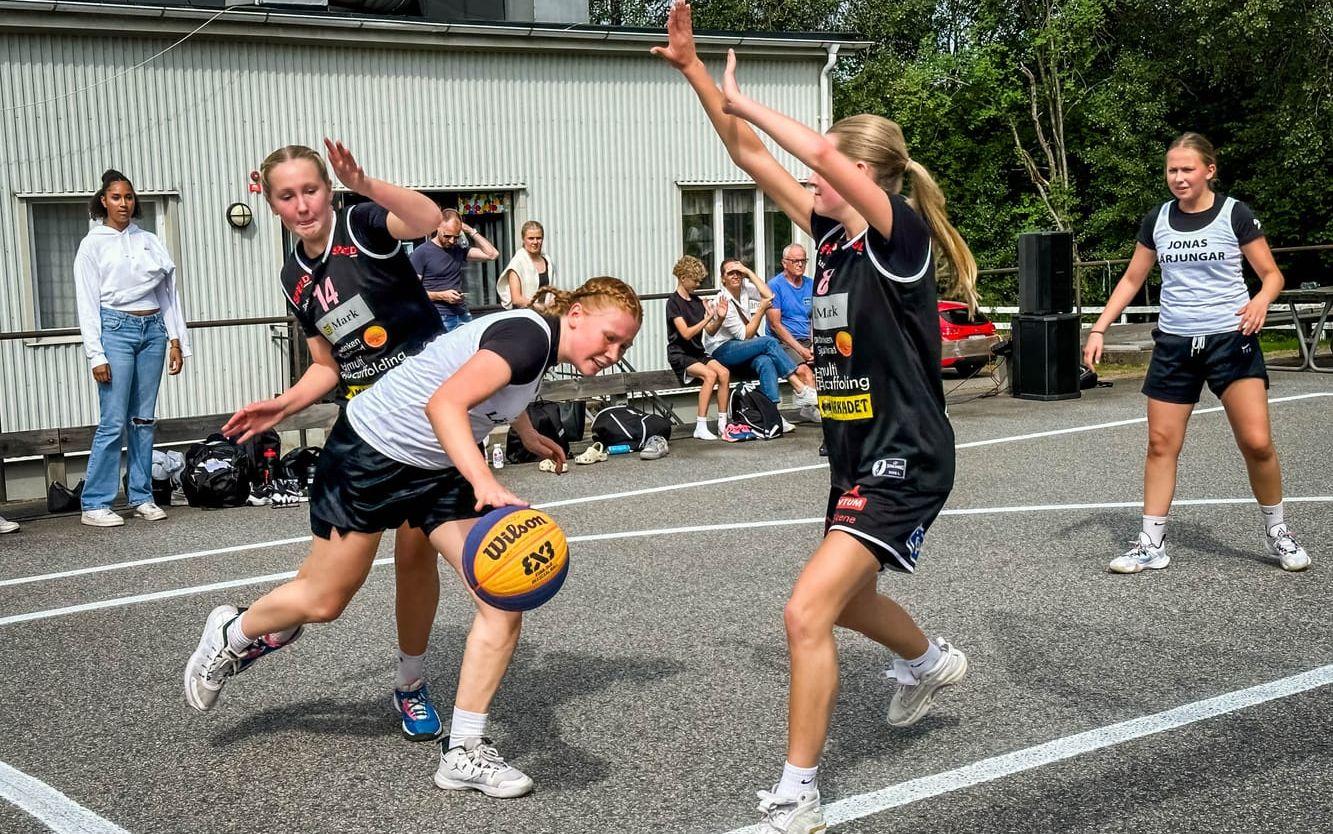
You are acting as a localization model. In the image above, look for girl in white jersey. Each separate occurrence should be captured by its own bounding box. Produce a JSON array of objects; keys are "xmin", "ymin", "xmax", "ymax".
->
[
  {"xmin": 186, "ymin": 277, "xmax": 642, "ymax": 796},
  {"xmin": 656, "ymin": 3, "xmax": 979, "ymax": 831},
  {"xmin": 1085, "ymin": 132, "xmax": 1310, "ymax": 573}
]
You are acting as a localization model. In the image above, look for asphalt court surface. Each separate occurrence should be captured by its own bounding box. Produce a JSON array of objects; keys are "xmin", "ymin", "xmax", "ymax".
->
[{"xmin": 1, "ymin": 371, "xmax": 1331, "ymax": 833}]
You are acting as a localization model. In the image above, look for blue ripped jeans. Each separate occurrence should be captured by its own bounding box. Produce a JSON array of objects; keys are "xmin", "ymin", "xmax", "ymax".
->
[
  {"xmin": 82, "ymin": 309, "xmax": 167, "ymax": 511},
  {"xmin": 709, "ymin": 335, "xmax": 799, "ymax": 403}
]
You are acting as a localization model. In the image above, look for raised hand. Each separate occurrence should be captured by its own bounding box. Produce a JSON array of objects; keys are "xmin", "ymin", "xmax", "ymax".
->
[
  {"xmin": 715, "ymin": 294, "xmax": 730, "ymax": 318},
  {"xmin": 324, "ymin": 138, "xmax": 369, "ymax": 194},
  {"xmin": 721, "ymin": 49, "xmax": 750, "ymax": 116},
  {"xmin": 649, "ymin": 0, "xmax": 699, "ymax": 71}
]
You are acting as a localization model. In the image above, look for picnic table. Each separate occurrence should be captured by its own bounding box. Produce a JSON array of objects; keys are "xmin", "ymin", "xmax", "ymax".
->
[{"xmin": 1271, "ymin": 287, "xmax": 1333, "ymax": 373}]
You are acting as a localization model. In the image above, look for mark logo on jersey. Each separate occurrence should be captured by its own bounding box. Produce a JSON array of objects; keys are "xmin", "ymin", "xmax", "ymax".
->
[
  {"xmin": 813, "ymin": 293, "xmax": 849, "ymax": 329},
  {"xmin": 363, "ymin": 325, "xmax": 388, "ymax": 349},
  {"xmin": 872, "ymin": 458, "xmax": 907, "ymax": 479},
  {"xmin": 836, "ymin": 486, "xmax": 868, "ymax": 512},
  {"xmin": 330, "ymin": 245, "xmax": 359, "ymax": 258},
  {"xmin": 316, "ymin": 293, "xmax": 373, "ymax": 343},
  {"xmin": 819, "ymin": 393, "xmax": 874, "ymax": 421},
  {"xmin": 835, "ymin": 331, "xmax": 853, "ymax": 357},
  {"xmin": 291, "ymin": 274, "xmax": 313, "ymax": 305}
]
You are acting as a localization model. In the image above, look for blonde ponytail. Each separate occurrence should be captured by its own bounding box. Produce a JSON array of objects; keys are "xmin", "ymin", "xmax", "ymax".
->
[{"xmin": 904, "ymin": 159, "xmax": 979, "ymax": 313}]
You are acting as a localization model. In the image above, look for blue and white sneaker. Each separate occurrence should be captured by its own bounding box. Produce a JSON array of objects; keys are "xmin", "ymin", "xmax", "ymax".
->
[{"xmin": 393, "ymin": 679, "xmax": 443, "ymax": 741}]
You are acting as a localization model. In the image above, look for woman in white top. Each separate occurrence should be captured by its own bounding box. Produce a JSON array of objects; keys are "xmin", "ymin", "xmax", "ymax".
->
[
  {"xmin": 703, "ymin": 258, "xmax": 818, "ymax": 420},
  {"xmin": 498, "ymin": 220, "xmax": 554, "ymax": 309},
  {"xmin": 75, "ymin": 169, "xmax": 189, "ymax": 527},
  {"xmin": 1085, "ymin": 132, "xmax": 1310, "ymax": 573}
]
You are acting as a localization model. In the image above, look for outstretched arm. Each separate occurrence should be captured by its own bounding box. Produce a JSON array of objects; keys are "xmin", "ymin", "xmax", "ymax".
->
[
  {"xmin": 719, "ymin": 51, "xmax": 894, "ymax": 240},
  {"xmin": 324, "ymin": 138, "xmax": 442, "ymax": 240},
  {"xmin": 652, "ymin": 1, "xmax": 812, "ymax": 234}
]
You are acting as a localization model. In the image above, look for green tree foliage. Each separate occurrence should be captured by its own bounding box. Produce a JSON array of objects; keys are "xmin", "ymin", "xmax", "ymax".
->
[{"xmin": 604, "ymin": 0, "xmax": 1333, "ymax": 300}]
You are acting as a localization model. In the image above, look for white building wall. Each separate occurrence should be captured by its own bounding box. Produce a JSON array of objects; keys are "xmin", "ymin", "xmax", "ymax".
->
[{"xmin": 0, "ymin": 20, "xmax": 825, "ymax": 433}]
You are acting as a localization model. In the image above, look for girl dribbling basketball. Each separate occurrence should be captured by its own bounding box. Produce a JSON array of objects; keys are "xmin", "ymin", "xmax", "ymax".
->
[
  {"xmin": 655, "ymin": 3, "xmax": 977, "ymax": 830},
  {"xmin": 185, "ymin": 277, "xmax": 642, "ymax": 796}
]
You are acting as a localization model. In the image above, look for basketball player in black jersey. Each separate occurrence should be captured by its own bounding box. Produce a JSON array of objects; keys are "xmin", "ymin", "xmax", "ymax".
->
[
  {"xmin": 212, "ymin": 140, "xmax": 451, "ymax": 741},
  {"xmin": 657, "ymin": 4, "xmax": 979, "ymax": 830}
]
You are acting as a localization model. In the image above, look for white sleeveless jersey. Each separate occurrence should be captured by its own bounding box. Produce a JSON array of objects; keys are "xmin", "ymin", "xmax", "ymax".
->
[
  {"xmin": 1152, "ymin": 197, "xmax": 1250, "ymax": 336},
  {"xmin": 347, "ymin": 309, "xmax": 550, "ymax": 470}
]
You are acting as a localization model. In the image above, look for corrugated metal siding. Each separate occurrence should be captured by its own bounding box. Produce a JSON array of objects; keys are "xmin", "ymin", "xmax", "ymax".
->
[{"xmin": 0, "ymin": 28, "xmax": 821, "ymax": 432}]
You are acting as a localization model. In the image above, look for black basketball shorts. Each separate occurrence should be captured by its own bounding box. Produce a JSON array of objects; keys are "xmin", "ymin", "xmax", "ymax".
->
[
  {"xmin": 308, "ymin": 416, "xmax": 482, "ymax": 540},
  {"xmin": 824, "ymin": 484, "xmax": 948, "ymax": 573},
  {"xmin": 1142, "ymin": 329, "xmax": 1268, "ymax": 405}
]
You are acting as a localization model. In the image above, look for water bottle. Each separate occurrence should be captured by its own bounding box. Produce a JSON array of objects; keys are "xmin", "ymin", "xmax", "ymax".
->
[
  {"xmin": 491, "ymin": 442, "xmax": 505, "ymax": 469},
  {"xmin": 607, "ymin": 443, "xmax": 633, "ymax": 455}
]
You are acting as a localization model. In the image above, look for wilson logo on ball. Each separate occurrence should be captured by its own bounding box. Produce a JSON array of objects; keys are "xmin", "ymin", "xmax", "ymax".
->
[{"xmin": 483, "ymin": 515, "xmax": 550, "ymax": 561}]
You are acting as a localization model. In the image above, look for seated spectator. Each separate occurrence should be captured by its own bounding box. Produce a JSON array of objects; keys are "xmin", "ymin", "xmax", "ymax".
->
[
  {"xmin": 767, "ymin": 243, "xmax": 818, "ymax": 418},
  {"xmin": 666, "ymin": 255, "xmax": 731, "ymax": 441},
  {"xmin": 410, "ymin": 209, "xmax": 499, "ymax": 332},
  {"xmin": 704, "ymin": 259, "xmax": 819, "ymax": 428},
  {"xmin": 498, "ymin": 220, "xmax": 554, "ymax": 310}
]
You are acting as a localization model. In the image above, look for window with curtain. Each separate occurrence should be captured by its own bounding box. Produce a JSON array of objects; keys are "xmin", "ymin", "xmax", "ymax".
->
[
  {"xmin": 30, "ymin": 199, "xmax": 159, "ymax": 330},
  {"xmin": 764, "ymin": 194, "xmax": 795, "ymax": 281},
  {"xmin": 680, "ymin": 189, "xmax": 714, "ymax": 284},
  {"xmin": 721, "ymin": 188, "xmax": 755, "ymax": 273}
]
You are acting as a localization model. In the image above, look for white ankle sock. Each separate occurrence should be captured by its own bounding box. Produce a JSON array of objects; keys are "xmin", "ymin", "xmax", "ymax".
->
[
  {"xmin": 396, "ymin": 650, "xmax": 426, "ymax": 689},
  {"xmin": 1142, "ymin": 515, "xmax": 1168, "ymax": 548},
  {"xmin": 1260, "ymin": 502, "xmax": 1285, "ymax": 534},
  {"xmin": 776, "ymin": 761, "xmax": 819, "ymax": 799},
  {"xmin": 696, "ymin": 416, "xmax": 710, "ymax": 429},
  {"xmin": 225, "ymin": 615, "xmax": 256, "ymax": 654},
  {"xmin": 448, "ymin": 707, "xmax": 488, "ymax": 750},
  {"xmin": 906, "ymin": 640, "xmax": 942, "ymax": 675},
  {"xmin": 718, "ymin": 412, "xmax": 729, "ymax": 431}
]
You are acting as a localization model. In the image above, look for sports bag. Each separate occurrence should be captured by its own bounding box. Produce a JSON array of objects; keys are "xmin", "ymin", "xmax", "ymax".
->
[
  {"xmin": 277, "ymin": 446, "xmax": 322, "ymax": 496},
  {"xmin": 506, "ymin": 401, "xmax": 570, "ymax": 465},
  {"xmin": 591, "ymin": 405, "xmax": 672, "ymax": 450},
  {"xmin": 729, "ymin": 381, "xmax": 783, "ymax": 440},
  {"xmin": 182, "ymin": 433, "xmax": 254, "ymax": 508}
]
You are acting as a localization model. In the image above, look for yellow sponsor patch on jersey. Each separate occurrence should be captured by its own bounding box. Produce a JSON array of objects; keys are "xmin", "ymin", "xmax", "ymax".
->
[
  {"xmin": 818, "ymin": 393, "xmax": 874, "ymax": 421},
  {"xmin": 344, "ymin": 383, "xmax": 371, "ymax": 399}
]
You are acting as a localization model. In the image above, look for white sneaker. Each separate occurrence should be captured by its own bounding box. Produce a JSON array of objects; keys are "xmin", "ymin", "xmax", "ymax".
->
[
  {"xmin": 694, "ymin": 424, "xmax": 718, "ymax": 441},
  {"xmin": 81, "ymin": 508, "xmax": 124, "ymax": 527},
  {"xmin": 1108, "ymin": 532, "xmax": 1169, "ymax": 574},
  {"xmin": 0, "ymin": 516, "xmax": 18, "ymax": 534},
  {"xmin": 792, "ymin": 387, "xmax": 818, "ymax": 409},
  {"xmin": 184, "ymin": 605, "xmax": 241, "ymax": 711},
  {"xmin": 755, "ymin": 788, "xmax": 826, "ymax": 834},
  {"xmin": 797, "ymin": 404, "xmax": 821, "ymax": 423},
  {"xmin": 1266, "ymin": 524, "xmax": 1311, "ymax": 572},
  {"xmin": 780, "ymin": 417, "xmax": 797, "ymax": 433},
  {"xmin": 434, "ymin": 737, "xmax": 533, "ymax": 798},
  {"xmin": 639, "ymin": 435, "xmax": 670, "ymax": 460},
  {"xmin": 134, "ymin": 501, "xmax": 167, "ymax": 521},
  {"xmin": 886, "ymin": 639, "xmax": 968, "ymax": 727}
]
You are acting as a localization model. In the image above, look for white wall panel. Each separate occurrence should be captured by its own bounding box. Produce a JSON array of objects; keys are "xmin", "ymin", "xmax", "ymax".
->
[{"xmin": 1, "ymin": 25, "xmax": 822, "ymax": 431}]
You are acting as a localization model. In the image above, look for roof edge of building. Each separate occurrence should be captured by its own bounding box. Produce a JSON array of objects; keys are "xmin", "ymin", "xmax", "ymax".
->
[{"xmin": 0, "ymin": 1, "xmax": 874, "ymax": 54}]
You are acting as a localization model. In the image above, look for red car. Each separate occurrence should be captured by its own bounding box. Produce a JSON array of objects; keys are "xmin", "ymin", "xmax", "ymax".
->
[{"xmin": 938, "ymin": 300, "xmax": 998, "ymax": 376}]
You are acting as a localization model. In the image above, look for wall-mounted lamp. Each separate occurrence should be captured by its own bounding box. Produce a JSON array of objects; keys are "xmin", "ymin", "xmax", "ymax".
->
[{"xmin": 226, "ymin": 202, "xmax": 253, "ymax": 229}]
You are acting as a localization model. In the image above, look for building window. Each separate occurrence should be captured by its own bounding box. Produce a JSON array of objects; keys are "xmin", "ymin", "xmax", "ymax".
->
[
  {"xmin": 680, "ymin": 187, "xmax": 795, "ymax": 287},
  {"xmin": 29, "ymin": 198, "xmax": 161, "ymax": 330}
]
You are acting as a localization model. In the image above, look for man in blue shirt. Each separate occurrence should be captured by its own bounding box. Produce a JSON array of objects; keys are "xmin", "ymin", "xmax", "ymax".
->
[
  {"xmin": 766, "ymin": 243, "xmax": 816, "ymax": 413},
  {"xmin": 409, "ymin": 209, "xmax": 499, "ymax": 331}
]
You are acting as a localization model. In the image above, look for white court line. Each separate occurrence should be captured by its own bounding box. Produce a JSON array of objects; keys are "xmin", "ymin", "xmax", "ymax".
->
[
  {"xmin": 4, "ymin": 496, "xmax": 1331, "ymax": 629},
  {"xmin": 6, "ymin": 390, "xmax": 1329, "ymax": 591},
  {"xmin": 719, "ymin": 662, "xmax": 1333, "ymax": 833},
  {"xmin": 0, "ymin": 760, "xmax": 129, "ymax": 834}
]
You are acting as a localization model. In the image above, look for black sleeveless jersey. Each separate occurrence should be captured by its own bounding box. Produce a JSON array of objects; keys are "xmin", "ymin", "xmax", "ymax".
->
[
  {"xmin": 279, "ymin": 203, "xmax": 444, "ymax": 400},
  {"xmin": 811, "ymin": 196, "xmax": 955, "ymax": 496}
]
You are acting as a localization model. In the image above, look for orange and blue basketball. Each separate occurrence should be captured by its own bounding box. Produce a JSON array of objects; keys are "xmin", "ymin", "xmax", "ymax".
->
[{"xmin": 462, "ymin": 506, "xmax": 569, "ymax": 611}]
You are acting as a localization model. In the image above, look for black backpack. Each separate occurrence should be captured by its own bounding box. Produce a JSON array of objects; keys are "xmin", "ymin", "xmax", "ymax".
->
[
  {"xmin": 591, "ymin": 405, "xmax": 672, "ymax": 450},
  {"xmin": 278, "ymin": 446, "xmax": 322, "ymax": 496},
  {"xmin": 506, "ymin": 401, "xmax": 570, "ymax": 464},
  {"xmin": 182, "ymin": 433, "xmax": 254, "ymax": 508},
  {"xmin": 730, "ymin": 382, "xmax": 783, "ymax": 440},
  {"xmin": 241, "ymin": 430, "xmax": 282, "ymax": 489}
]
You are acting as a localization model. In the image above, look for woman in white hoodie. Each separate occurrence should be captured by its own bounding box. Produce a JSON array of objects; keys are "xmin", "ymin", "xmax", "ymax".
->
[{"xmin": 75, "ymin": 169, "xmax": 189, "ymax": 527}]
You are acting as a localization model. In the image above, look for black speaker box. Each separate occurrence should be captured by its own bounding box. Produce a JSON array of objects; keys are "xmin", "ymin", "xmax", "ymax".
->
[
  {"xmin": 1018, "ymin": 231, "xmax": 1074, "ymax": 315},
  {"xmin": 1010, "ymin": 313, "xmax": 1081, "ymax": 401}
]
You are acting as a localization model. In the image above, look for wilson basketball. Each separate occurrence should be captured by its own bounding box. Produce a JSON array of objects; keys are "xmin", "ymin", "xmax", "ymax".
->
[{"xmin": 462, "ymin": 506, "xmax": 569, "ymax": 611}]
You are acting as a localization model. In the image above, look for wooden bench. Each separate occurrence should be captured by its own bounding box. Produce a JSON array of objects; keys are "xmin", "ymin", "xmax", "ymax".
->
[{"xmin": 0, "ymin": 403, "xmax": 340, "ymax": 503}]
